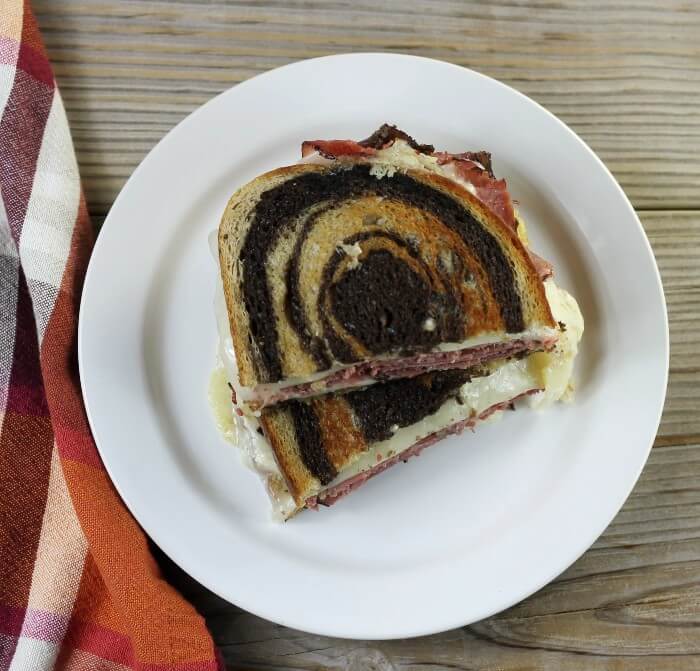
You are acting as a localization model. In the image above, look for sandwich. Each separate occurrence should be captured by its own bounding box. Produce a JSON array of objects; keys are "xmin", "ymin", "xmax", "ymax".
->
[
  {"xmin": 210, "ymin": 124, "xmax": 583, "ymax": 519},
  {"xmin": 218, "ymin": 125, "xmax": 560, "ymax": 414}
]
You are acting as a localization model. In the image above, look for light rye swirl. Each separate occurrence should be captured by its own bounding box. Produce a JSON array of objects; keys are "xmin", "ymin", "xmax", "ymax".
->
[{"xmin": 220, "ymin": 162, "xmax": 556, "ymax": 391}]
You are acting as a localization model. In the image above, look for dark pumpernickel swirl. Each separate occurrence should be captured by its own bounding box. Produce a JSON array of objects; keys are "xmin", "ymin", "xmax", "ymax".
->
[
  {"xmin": 343, "ymin": 368, "xmax": 474, "ymax": 442},
  {"xmin": 319, "ymin": 232, "xmax": 464, "ymax": 363},
  {"xmin": 286, "ymin": 399, "xmax": 337, "ymax": 486}
]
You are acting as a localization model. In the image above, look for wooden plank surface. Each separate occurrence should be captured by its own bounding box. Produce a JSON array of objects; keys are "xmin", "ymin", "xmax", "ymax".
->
[
  {"xmin": 35, "ymin": 0, "xmax": 700, "ymax": 215},
  {"xmin": 37, "ymin": 1, "xmax": 700, "ymax": 669}
]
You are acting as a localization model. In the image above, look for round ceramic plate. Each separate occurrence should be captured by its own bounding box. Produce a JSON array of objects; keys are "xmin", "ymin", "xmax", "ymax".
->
[{"xmin": 79, "ymin": 54, "xmax": 668, "ymax": 639}]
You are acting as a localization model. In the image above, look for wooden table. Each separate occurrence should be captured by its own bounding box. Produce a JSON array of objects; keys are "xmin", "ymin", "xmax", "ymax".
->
[{"xmin": 34, "ymin": 1, "xmax": 700, "ymax": 668}]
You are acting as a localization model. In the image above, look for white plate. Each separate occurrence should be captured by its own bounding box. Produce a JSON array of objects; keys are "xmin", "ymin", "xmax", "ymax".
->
[{"xmin": 79, "ymin": 54, "xmax": 668, "ymax": 639}]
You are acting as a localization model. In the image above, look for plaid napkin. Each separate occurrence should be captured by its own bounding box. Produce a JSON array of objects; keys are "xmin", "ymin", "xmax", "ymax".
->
[{"xmin": 0, "ymin": 3, "xmax": 223, "ymax": 669}]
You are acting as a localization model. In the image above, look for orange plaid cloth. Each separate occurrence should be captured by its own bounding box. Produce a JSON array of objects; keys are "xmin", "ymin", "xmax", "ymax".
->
[{"xmin": 0, "ymin": 2, "xmax": 223, "ymax": 668}]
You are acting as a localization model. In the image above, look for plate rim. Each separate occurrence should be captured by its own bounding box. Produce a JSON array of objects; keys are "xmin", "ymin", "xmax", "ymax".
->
[{"xmin": 78, "ymin": 52, "xmax": 670, "ymax": 639}]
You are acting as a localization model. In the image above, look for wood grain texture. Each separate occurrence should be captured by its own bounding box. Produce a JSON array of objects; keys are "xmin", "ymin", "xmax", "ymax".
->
[
  {"xmin": 644, "ymin": 212, "xmax": 700, "ymax": 443},
  {"xmin": 34, "ymin": 0, "xmax": 700, "ymax": 215},
  {"xmin": 44, "ymin": 2, "xmax": 700, "ymax": 668}
]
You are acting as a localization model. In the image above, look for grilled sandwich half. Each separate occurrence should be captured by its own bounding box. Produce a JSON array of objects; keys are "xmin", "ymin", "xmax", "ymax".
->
[{"xmin": 219, "ymin": 127, "xmax": 559, "ymax": 413}]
